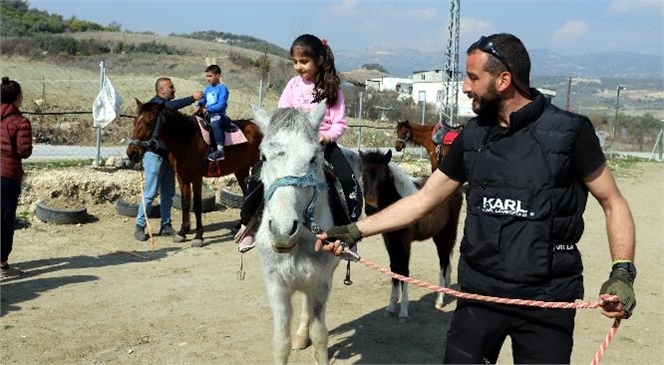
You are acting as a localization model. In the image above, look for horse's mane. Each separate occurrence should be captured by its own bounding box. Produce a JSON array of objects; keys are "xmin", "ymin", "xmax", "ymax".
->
[
  {"xmin": 263, "ymin": 108, "xmax": 318, "ymax": 141},
  {"xmin": 144, "ymin": 102, "xmax": 199, "ymax": 139}
]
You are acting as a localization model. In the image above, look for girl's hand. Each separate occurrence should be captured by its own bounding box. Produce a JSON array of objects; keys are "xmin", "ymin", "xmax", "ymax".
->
[{"xmin": 318, "ymin": 133, "xmax": 330, "ymax": 144}]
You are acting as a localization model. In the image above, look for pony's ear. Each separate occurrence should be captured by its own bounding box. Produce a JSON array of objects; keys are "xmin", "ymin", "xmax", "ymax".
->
[
  {"xmin": 135, "ymin": 98, "xmax": 143, "ymax": 108},
  {"xmin": 250, "ymin": 104, "xmax": 271, "ymax": 131},
  {"xmin": 308, "ymin": 99, "xmax": 327, "ymax": 131},
  {"xmin": 383, "ymin": 149, "xmax": 393, "ymax": 164}
]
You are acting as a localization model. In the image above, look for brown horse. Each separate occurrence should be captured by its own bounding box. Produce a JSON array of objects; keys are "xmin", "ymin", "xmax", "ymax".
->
[
  {"xmin": 394, "ymin": 120, "xmax": 461, "ymax": 172},
  {"xmin": 360, "ymin": 149, "xmax": 462, "ymax": 321},
  {"xmin": 126, "ymin": 99, "xmax": 262, "ymax": 247}
]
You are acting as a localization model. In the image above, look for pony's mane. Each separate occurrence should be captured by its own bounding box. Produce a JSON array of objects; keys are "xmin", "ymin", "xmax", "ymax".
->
[
  {"xmin": 141, "ymin": 102, "xmax": 198, "ymax": 139},
  {"xmin": 263, "ymin": 108, "xmax": 318, "ymax": 141},
  {"xmin": 388, "ymin": 162, "xmax": 419, "ymax": 197}
]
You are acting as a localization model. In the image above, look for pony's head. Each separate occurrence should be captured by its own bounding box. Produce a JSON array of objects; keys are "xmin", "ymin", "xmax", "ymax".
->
[
  {"xmin": 394, "ymin": 120, "xmax": 412, "ymax": 151},
  {"xmin": 360, "ymin": 149, "xmax": 394, "ymax": 215},
  {"xmin": 251, "ymin": 101, "xmax": 330, "ymax": 253},
  {"xmin": 126, "ymin": 99, "xmax": 164, "ymax": 162}
]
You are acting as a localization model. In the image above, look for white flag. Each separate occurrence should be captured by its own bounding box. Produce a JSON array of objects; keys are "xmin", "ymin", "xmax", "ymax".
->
[{"xmin": 92, "ymin": 75, "xmax": 123, "ymax": 128}]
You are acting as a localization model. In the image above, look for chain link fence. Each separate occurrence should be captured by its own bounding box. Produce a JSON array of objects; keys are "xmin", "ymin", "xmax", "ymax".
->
[{"xmin": 2, "ymin": 54, "xmax": 661, "ymax": 163}]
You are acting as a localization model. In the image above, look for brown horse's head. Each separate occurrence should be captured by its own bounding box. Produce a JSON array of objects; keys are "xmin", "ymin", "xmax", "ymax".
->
[
  {"xmin": 126, "ymin": 98, "xmax": 163, "ymax": 163},
  {"xmin": 394, "ymin": 120, "xmax": 412, "ymax": 152}
]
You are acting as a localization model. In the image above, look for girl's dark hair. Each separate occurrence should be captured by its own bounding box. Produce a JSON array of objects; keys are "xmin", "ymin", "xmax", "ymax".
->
[
  {"xmin": 290, "ymin": 34, "xmax": 341, "ymax": 107},
  {"xmin": 1, "ymin": 76, "xmax": 22, "ymax": 104}
]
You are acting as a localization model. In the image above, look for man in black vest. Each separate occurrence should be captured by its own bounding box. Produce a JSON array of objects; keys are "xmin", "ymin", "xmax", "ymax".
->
[{"xmin": 316, "ymin": 33, "xmax": 636, "ymax": 364}]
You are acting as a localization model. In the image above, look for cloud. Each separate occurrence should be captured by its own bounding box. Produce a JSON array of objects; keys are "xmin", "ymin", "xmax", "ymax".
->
[
  {"xmin": 460, "ymin": 17, "xmax": 493, "ymax": 45},
  {"xmin": 327, "ymin": 0, "xmax": 359, "ymax": 15},
  {"xmin": 551, "ymin": 21, "xmax": 587, "ymax": 49}
]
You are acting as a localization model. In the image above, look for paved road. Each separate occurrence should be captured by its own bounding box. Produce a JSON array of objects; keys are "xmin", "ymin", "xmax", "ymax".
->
[{"xmin": 31, "ymin": 144, "xmax": 127, "ymax": 162}]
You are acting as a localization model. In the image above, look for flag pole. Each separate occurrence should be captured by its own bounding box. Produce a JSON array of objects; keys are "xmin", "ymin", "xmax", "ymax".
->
[{"xmin": 95, "ymin": 60, "xmax": 105, "ymax": 166}]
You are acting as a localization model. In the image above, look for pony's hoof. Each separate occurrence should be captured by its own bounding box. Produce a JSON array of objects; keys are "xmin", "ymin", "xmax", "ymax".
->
[
  {"xmin": 291, "ymin": 335, "xmax": 311, "ymax": 350},
  {"xmin": 434, "ymin": 302, "xmax": 445, "ymax": 311},
  {"xmin": 383, "ymin": 310, "xmax": 397, "ymax": 318},
  {"xmin": 398, "ymin": 316, "xmax": 409, "ymax": 324},
  {"xmin": 191, "ymin": 239, "xmax": 204, "ymax": 247},
  {"xmin": 173, "ymin": 234, "xmax": 186, "ymax": 243}
]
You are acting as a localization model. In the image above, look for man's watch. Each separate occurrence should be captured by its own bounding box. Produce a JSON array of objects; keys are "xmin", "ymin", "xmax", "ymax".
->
[{"xmin": 612, "ymin": 261, "xmax": 637, "ymax": 281}]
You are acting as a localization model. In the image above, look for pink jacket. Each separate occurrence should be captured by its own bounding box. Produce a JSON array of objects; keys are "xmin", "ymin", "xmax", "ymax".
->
[{"xmin": 278, "ymin": 76, "xmax": 347, "ymax": 142}]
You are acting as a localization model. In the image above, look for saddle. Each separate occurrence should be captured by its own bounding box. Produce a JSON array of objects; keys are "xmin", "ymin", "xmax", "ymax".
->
[
  {"xmin": 195, "ymin": 116, "xmax": 249, "ymax": 177},
  {"xmin": 431, "ymin": 122, "xmax": 462, "ymax": 159}
]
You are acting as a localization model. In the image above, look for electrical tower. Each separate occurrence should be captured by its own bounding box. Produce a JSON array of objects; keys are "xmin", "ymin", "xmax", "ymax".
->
[{"xmin": 440, "ymin": 0, "xmax": 460, "ymax": 125}]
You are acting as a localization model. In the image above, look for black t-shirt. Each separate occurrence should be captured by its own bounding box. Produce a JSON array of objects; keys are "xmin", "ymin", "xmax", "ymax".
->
[{"xmin": 439, "ymin": 120, "xmax": 606, "ymax": 182}]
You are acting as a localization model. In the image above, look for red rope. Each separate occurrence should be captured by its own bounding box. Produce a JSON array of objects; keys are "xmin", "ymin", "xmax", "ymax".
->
[{"xmin": 343, "ymin": 249, "xmax": 621, "ymax": 365}]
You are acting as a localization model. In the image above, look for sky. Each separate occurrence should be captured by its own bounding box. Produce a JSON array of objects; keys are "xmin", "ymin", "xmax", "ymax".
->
[{"xmin": 28, "ymin": 0, "xmax": 663, "ymax": 56}]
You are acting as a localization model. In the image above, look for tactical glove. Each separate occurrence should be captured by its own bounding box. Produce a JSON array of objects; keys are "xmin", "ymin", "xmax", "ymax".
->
[
  {"xmin": 325, "ymin": 222, "xmax": 363, "ymax": 249},
  {"xmin": 599, "ymin": 268, "xmax": 636, "ymax": 319}
]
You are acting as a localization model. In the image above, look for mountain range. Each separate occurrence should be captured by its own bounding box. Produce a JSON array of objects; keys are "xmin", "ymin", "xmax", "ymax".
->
[{"xmin": 335, "ymin": 47, "xmax": 664, "ymax": 79}]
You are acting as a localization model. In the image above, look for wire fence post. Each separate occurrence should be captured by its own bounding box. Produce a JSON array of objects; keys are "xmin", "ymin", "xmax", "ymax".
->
[
  {"xmin": 357, "ymin": 91, "xmax": 363, "ymax": 150},
  {"xmin": 258, "ymin": 79, "xmax": 264, "ymax": 109},
  {"xmin": 95, "ymin": 59, "xmax": 105, "ymax": 166}
]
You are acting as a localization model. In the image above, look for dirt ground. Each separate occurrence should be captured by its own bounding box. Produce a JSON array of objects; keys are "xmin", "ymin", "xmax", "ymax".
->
[{"xmin": 0, "ymin": 161, "xmax": 662, "ymax": 365}]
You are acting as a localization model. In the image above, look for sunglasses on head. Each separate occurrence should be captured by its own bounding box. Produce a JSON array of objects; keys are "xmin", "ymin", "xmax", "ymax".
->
[
  {"xmin": 475, "ymin": 36, "xmax": 509, "ymax": 70},
  {"xmin": 473, "ymin": 36, "xmax": 530, "ymax": 97}
]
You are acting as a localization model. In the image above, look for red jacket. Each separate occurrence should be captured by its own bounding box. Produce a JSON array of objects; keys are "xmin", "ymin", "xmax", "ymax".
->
[{"xmin": 1, "ymin": 103, "xmax": 33, "ymax": 182}]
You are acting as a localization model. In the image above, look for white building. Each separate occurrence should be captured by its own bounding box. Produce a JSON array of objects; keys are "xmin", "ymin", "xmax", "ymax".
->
[
  {"xmin": 365, "ymin": 77, "xmax": 413, "ymax": 96},
  {"xmin": 364, "ymin": 69, "xmax": 556, "ymax": 121}
]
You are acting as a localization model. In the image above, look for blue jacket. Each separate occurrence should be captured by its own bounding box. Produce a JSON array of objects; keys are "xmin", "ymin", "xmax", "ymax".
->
[{"xmin": 198, "ymin": 83, "xmax": 229, "ymax": 115}]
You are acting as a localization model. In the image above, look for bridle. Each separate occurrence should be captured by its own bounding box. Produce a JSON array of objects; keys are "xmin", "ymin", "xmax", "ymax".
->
[
  {"xmin": 264, "ymin": 173, "xmax": 327, "ymax": 233},
  {"xmin": 395, "ymin": 125, "xmax": 411, "ymax": 146},
  {"xmin": 127, "ymin": 108, "xmax": 167, "ymax": 151}
]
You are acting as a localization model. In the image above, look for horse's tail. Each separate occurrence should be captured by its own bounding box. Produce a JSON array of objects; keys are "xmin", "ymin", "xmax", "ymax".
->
[{"xmin": 440, "ymin": 187, "xmax": 464, "ymax": 255}]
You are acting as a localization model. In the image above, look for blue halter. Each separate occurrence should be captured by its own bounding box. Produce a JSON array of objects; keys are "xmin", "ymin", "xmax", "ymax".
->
[{"xmin": 264, "ymin": 173, "xmax": 327, "ymax": 231}]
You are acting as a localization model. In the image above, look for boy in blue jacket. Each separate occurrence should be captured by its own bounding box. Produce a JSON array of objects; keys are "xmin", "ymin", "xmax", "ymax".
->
[{"xmin": 195, "ymin": 64, "xmax": 230, "ymax": 161}]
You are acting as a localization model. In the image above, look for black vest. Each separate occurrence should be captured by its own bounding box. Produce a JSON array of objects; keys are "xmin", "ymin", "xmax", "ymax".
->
[{"xmin": 460, "ymin": 92, "xmax": 589, "ymax": 301}]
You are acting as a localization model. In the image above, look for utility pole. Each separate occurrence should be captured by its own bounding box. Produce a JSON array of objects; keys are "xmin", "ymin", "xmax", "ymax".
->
[
  {"xmin": 440, "ymin": 0, "xmax": 460, "ymax": 126},
  {"xmin": 566, "ymin": 76, "xmax": 572, "ymax": 111}
]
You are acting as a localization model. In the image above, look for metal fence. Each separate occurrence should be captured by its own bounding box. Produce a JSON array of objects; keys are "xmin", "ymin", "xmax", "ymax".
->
[{"xmin": 2, "ymin": 56, "xmax": 661, "ymax": 163}]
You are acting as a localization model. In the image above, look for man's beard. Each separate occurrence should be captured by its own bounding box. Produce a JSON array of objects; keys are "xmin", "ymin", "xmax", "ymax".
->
[{"xmin": 472, "ymin": 84, "xmax": 502, "ymax": 121}]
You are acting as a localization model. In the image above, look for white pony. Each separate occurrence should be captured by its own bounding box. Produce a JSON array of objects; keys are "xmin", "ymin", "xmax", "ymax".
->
[{"xmin": 251, "ymin": 102, "xmax": 341, "ymax": 365}]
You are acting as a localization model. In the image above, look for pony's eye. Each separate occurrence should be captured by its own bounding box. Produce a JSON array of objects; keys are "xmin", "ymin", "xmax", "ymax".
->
[
  {"xmin": 261, "ymin": 154, "xmax": 266, "ymax": 162},
  {"xmin": 309, "ymin": 157, "xmax": 316, "ymax": 164}
]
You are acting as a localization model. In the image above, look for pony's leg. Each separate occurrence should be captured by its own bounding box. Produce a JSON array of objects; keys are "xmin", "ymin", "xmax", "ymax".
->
[
  {"xmin": 435, "ymin": 265, "xmax": 452, "ymax": 310},
  {"xmin": 384, "ymin": 279, "xmax": 400, "ymax": 317},
  {"xmin": 292, "ymin": 294, "xmax": 312, "ymax": 350},
  {"xmin": 190, "ymin": 177, "xmax": 204, "ymax": 247},
  {"xmin": 174, "ymin": 175, "xmax": 191, "ymax": 242},
  {"xmin": 433, "ymin": 235, "xmax": 452, "ymax": 310},
  {"xmin": 303, "ymin": 286, "xmax": 332, "ymax": 365},
  {"xmin": 267, "ymin": 284, "xmax": 293, "ymax": 365},
  {"xmin": 399, "ymin": 282, "xmax": 409, "ymax": 323}
]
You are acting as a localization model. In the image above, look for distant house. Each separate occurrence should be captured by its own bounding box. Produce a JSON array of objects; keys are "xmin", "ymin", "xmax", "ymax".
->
[
  {"xmin": 365, "ymin": 77, "xmax": 413, "ymax": 97},
  {"xmin": 364, "ymin": 69, "xmax": 556, "ymax": 120}
]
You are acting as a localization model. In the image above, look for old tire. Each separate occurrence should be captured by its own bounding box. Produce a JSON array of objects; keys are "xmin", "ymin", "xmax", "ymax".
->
[
  {"xmin": 173, "ymin": 186, "xmax": 216, "ymax": 212},
  {"xmin": 115, "ymin": 197, "xmax": 161, "ymax": 218},
  {"xmin": 219, "ymin": 188, "xmax": 244, "ymax": 209},
  {"xmin": 35, "ymin": 200, "xmax": 89, "ymax": 225}
]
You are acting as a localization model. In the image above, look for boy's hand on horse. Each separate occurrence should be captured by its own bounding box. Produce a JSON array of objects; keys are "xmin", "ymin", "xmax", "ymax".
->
[{"xmin": 315, "ymin": 223, "xmax": 363, "ymax": 255}]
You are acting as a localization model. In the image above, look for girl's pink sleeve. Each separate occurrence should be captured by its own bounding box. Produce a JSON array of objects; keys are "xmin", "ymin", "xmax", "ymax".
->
[
  {"xmin": 324, "ymin": 88, "xmax": 348, "ymax": 142},
  {"xmin": 278, "ymin": 78, "xmax": 295, "ymax": 108}
]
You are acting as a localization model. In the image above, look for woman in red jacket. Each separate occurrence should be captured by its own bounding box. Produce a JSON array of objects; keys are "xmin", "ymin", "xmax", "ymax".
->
[{"xmin": 1, "ymin": 76, "xmax": 32, "ymax": 279}]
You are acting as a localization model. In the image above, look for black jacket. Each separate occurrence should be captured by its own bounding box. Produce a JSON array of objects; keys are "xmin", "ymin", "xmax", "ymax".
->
[{"xmin": 459, "ymin": 90, "xmax": 589, "ymax": 301}]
